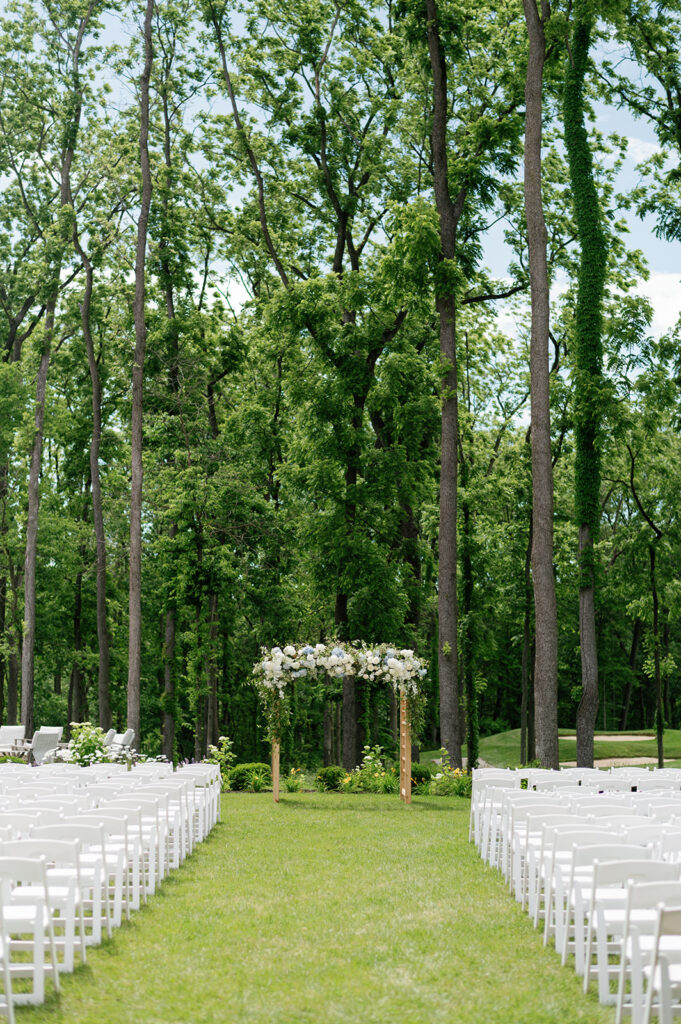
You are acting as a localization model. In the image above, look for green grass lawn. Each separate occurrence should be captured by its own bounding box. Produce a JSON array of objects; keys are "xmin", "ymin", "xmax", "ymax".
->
[
  {"xmin": 423, "ymin": 727, "xmax": 681, "ymax": 768},
  {"xmin": 19, "ymin": 794, "xmax": 614, "ymax": 1024}
]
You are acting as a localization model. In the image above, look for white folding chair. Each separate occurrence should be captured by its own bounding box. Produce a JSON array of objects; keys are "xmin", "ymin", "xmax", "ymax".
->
[
  {"xmin": 641, "ymin": 904, "xmax": 681, "ymax": 1024},
  {"xmin": 0, "ymin": 885, "xmax": 14, "ymax": 1023},
  {"xmin": 583, "ymin": 863, "xmax": 681, "ymax": 1004},
  {"xmin": 1, "ymin": 839, "xmax": 85, "ymax": 973},
  {"xmin": 0, "ymin": 856, "xmax": 60, "ymax": 1005}
]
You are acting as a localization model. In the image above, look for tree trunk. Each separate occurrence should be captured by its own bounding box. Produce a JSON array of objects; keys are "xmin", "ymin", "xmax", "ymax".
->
[
  {"xmin": 162, "ymin": 524, "xmax": 178, "ymax": 762},
  {"xmin": 425, "ymin": 0, "xmax": 464, "ymax": 767},
  {"xmin": 323, "ymin": 692, "xmax": 334, "ymax": 766},
  {"xmin": 564, "ymin": 6, "xmax": 608, "ymax": 768},
  {"xmin": 523, "ymin": 0, "xmax": 559, "ymax": 769},
  {"xmin": 79, "ymin": 241, "xmax": 111, "ymax": 729},
  {"xmin": 127, "ymin": 0, "xmax": 154, "ymax": 750},
  {"xmin": 650, "ymin": 544, "xmax": 664, "ymax": 767},
  {"xmin": 68, "ymin": 564, "xmax": 85, "ymax": 725},
  {"xmin": 206, "ymin": 590, "xmax": 219, "ymax": 748},
  {"xmin": 20, "ymin": 304, "xmax": 53, "ymax": 737},
  {"xmin": 619, "ymin": 617, "xmax": 641, "ymax": 731},
  {"xmin": 521, "ymin": 515, "xmax": 533, "ymax": 765},
  {"xmin": 576, "ymin": 524, "xmax": 598, "ymax": 766},
  {"xmin": 663, "ymin": 618, "xmax": 672, "ymax": 728},
  {"xmin": 460, "ymin": 465, "xmax": 478, "ymax": 769}
]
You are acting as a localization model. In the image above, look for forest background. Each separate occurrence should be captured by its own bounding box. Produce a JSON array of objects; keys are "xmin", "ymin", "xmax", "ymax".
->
[{"xmin": 1, "ymin": 0, "xmax": 680, "ymax": 771}]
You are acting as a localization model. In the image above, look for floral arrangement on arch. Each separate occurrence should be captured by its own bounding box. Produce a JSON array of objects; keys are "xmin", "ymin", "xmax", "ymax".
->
[{"xmin": 252, "ymin": 642, "xmax": 428, "ymax": 740}]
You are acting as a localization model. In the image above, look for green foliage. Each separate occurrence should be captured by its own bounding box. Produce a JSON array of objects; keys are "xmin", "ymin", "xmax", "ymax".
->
[
  {"xmin": 284, "ymin": 767, "xmax": 305, "ymax": 792},
  {"xmin": 340, "ymin": 744, "xmax": 399, "ymax": 793},
  {"xmin": 410, "ymin": 762, "xmax": 432, "ymax": 787},
  {"xmin": 229, "ymin": 763, "xmax": 272, "ymax": 792},
  {"xmin": 315, "ymin": 765, "xmax": 346, "ymax": 791},
  {"xmin": 205, "ymin": 735, "xmax": 236, "ymax": 790}
]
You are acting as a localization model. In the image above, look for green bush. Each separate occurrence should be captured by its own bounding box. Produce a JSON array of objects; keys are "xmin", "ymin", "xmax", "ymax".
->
[
  {"xmin": 316, "ymin": 765, "xmax": 346, "ymax": 791},
  {"xmin": 229, "ymin": 762, "xmax": 272, "ymax": 791},
  {"xmin": 205, "ymin": 735, "xmax": 236, "ymax": 791},
  {"xmin": 431, "ymin": 769, "xmax": 472, "ymax": 797},
  {"xmin": 410, "ymin": 763, "xmax": 432, "ymax": 787}
]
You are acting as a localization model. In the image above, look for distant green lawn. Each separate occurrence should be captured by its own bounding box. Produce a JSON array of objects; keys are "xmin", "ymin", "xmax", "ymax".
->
[
  {"xmin": 21, "ymin": 794, "xmax": 613, "ymax": 1024},
  {"xmin": 424, "ymin": 727, "xmax": 681, "ymax": 768}
]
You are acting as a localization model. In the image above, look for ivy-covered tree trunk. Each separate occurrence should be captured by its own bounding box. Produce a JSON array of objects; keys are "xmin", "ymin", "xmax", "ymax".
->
[
  {"xmin": 523, "ymin": 0, "xmax": 559, "ymax": 768},
  {"xmin": 127, "ymin": 0, "xmax": 154, "ymax": 750},
  {"xmin": 425, "ymin": 0, "xmax": 464, "ymax": 767},
  {"xmin": 649, "ymin": 544, "xmax": 664, "ymax": 767},
  {"xmin": 21, "ymin": 302, "xmax": 54, "ymax": 737},
  {"xmin": 563, "ymin": 6, "xmax": 608, "ymax": 768}
]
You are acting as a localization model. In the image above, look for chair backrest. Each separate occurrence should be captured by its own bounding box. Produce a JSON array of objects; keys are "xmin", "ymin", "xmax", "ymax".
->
[
  {"xmin": 2, "ymin": 812, "xmax": 42, "ymax": 838},
  {"xmin": 627, "ymin": 878, "xmax": 681, "ymax": 912},
  {"xmin": 32, "ymin": 822, "xmax": 106, "ymax": 851},
  {"xmin": 109, "ymin": 729, "xmax": 134, "ymax": 753},
  {"xmin": 29, "ymin": 727, "xmax": 63, "ymax": 764},
  {"xmin": 0, "ymin": 725, "xmax": 25, "ymax": 746},
  {"xmin": 569, "ymin": 842, "xmax": 645, "ymax": 870},
  {"xmin": 102, "ymin": 729, "xmax": 116, "ymax": 746},
  {"xmin": 1, "ymin": 838, "xmax": 80, "ymax": 869},
  {"xmin": 590, "ymin": 856, "xmax": 667, "ymax": 889}
]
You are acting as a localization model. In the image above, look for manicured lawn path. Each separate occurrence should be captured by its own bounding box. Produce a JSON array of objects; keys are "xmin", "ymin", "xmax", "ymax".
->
[{"xmin": 20, "ymin": 794, "xmax": 613, "ymax": 1024}]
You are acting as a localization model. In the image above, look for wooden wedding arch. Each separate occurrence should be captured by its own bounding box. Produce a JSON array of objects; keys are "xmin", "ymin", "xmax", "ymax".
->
[{"xmin": 252, "ymin": 643, "xmax": 426, "ymax": 805}]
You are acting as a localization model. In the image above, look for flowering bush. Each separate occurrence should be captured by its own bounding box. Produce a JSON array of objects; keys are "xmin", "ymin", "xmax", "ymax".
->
[
  {"xmin": 205, "ymin": 735, "xmax": 236, "ymax": 791},
  {"xmin": 284, "ymin": 767, "xmax": 304, "ymax": 792},
  {"xmin": 340, "ymin": 745, "xmax": 399, "ymax": 794},
  {"xmin": 56, "ymin": 721, "xmax": 109, "ymax": 766},
  {"xmin": 430, "ymin": 748, "xmax": 472, "ymax": 797},
  {"xmin": 316, "ymin": 764, "xmax": 345, "ymax": 791}
]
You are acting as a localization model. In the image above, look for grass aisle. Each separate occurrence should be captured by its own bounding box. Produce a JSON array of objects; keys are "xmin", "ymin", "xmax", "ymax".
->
[{"xmin": 22, "ymin": 794, "xmax": 613, "ymax": 1024}]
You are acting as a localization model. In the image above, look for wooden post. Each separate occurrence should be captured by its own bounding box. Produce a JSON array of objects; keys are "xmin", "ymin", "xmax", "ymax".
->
[
  {"xmin": 272, "ymin": 739, "xmax": 280, "ymax": 803},
  {"xmin": 400, "ymin": 694, "xmax": 411, "ymax": 804}
]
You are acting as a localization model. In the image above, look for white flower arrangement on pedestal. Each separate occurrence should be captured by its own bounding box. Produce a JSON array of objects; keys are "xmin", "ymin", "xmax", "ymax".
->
[{"xmin": 252, "ymin": 641, "xmax": 428, "ymax": 740}]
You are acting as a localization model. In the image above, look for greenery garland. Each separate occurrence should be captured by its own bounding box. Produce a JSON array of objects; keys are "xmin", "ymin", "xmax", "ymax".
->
[{"xmin": 252, "ymin": 642, "xmax": 428, "ymax": 743}]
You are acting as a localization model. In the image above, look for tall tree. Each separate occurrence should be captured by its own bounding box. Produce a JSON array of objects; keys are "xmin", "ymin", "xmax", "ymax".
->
[
  {"xmin": 128, "ymin": 0, "xmax": 154, "ymax": 748},
  {"xmin": 563, "ymin": 1, "xmax": 608, "ymax": 767},
  {"xmin": 425, "ymin": 0, "xmax": 464, "ymax": 764},
  {"xmin": 523, "ymin": 0, "xmax": 559, "ymax": 768}
]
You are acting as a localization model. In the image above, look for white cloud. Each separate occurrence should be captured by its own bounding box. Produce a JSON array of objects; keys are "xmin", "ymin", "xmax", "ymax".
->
[
  {"xmin": 635, "ymin": 273, "xmax": 681, "ymax": 336},
  {"xmin": 626, "ymin": 136, "xmax": 662, "ymax": 163}
]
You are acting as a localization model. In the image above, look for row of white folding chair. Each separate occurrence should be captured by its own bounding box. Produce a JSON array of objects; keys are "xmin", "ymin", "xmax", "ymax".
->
[
  {"xmin": 577, "ymin": 871, "xmax": 681, "ymax": 1022},
  {"xmin": 98, "ymin": 797, "xmax": 165, "ymax": 897},
  {"xmin": 582, "ymin": 866, "xmax": 681, "ymax": 1012},
  {"xmin": 529, "ymin": 837, "xmax": 681, "ymax": 1021},
  {"xmin": 178, "ymin": 765, "xmax": 221, "ymax": 829},
  {"xmin": 2, "ymin": 838, "xmax": 87, "ymax": 974},
  {"xmin": 555, "ymin": 845, "xmax": 654, "ymax": 969},
  {"xmin": 3, "ymin": 808, "xmax": 141, "ymax": 922},
  {"xmin": 469, "ymin": 769, "xmax": 519, "ymax": 843},
  {"xmin": 635, "ymin": 903, "xmax": 681, "ymax": 1024}
]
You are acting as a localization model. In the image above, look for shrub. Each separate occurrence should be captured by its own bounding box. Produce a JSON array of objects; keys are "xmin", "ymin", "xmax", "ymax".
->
[
  {"xmin": 316, "ymin": 765, "xmax": 346, "ymax": 791},
  {"xmin": 284, "ymin": 768, "xmax": 304, "ymax": 792},
  {"xmin": 229, "ymin": 762, "xmax": 272, "ymax": 791},
  {"xmin": 59, "ymin": 721, "xmax": 109, "ymax": 766},
  {"xmin": 205, "ymin": 735, "xmax": 236, "ymax": 791},
  {"xmin": 410, "ymin": 763, "xmax": 432, "ymax": 787}
]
